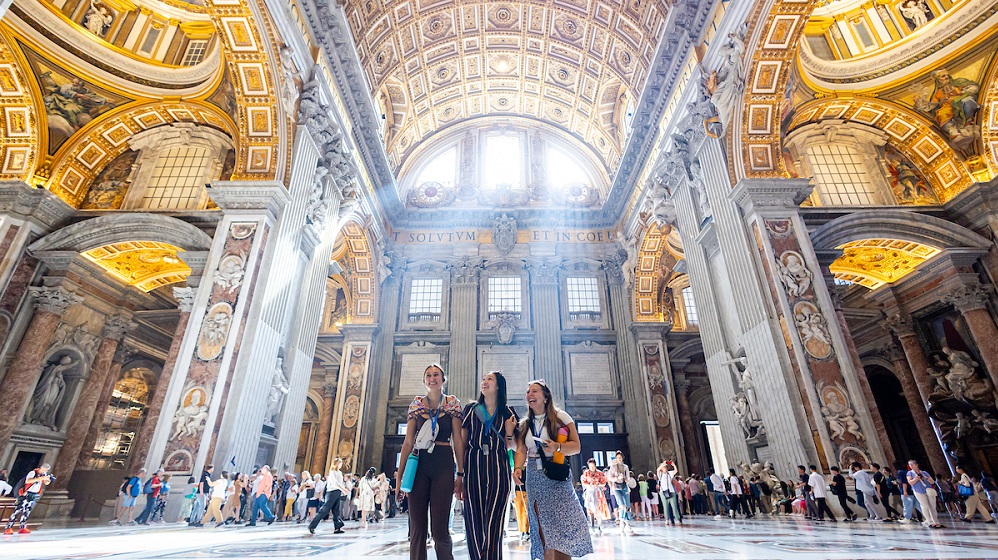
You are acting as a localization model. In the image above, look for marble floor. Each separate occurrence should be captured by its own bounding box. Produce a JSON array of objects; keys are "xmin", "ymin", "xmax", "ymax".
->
[{"xmin": 2, "ymin": 514, "xmax": 998, "ymax": 559}]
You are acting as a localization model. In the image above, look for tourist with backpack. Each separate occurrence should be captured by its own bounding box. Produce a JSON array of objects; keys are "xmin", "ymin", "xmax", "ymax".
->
[
  {"xmin": 4, "ymin": 463, "xmax": 53, "ymax": 534},
  {"xmin": 135, "ymin": 469, "xmax": 163, "ymax": 524},
  {"xmin": 110, "ymin": 468, "xmax": 145, "ymax": 525}
]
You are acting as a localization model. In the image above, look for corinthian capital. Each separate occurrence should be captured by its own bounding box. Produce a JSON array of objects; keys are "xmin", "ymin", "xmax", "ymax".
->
[
  {"xmin": 943, "ymin": 284, "xmax": 990, "ymax": 313},
  {"xmin": 28, "ymin": 286, "xmax": 83, "ymax": 315},
  {"xmin": 884, "ymin": 313, "xmax": 915, "ymax": 338},
  {"xmin": 173, "ymin": 286, "xmax": 197, "ymax": 313},
  {"xmin": 102, "ymin": 315, "xmax": 135, "ymax": 341}
]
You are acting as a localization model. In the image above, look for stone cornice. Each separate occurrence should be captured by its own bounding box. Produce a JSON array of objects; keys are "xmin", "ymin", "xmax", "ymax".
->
[
  {"xmin": 731, "ymin": 178, "xmax": 814, "ymax": 215},
  {"xmin": 0, "ymin": 181, "xmax": 76, "ymax": 232},
  {"xmin": 29, "ymin": 285, "xmax": 83, "ymax": 315},
  {"xmin": 630, "ymin": 322, "xmax": 673, "ymax": 340},
  {"xmin": 207, "ymin": 181, "xmax": 291, "ymax": 220}
]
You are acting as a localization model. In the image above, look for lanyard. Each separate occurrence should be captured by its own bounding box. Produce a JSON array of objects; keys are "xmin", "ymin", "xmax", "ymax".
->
[
  {"xmin": 480, "ymin": 404, "xmax": 499, "ymax": 435},
  {"xmin": 530, "ymin": 417, "xmax": 545, "ymax": 456},
  {"xmin": 429, "ymin": 405, "xmax": 440, "ymax": 436}
]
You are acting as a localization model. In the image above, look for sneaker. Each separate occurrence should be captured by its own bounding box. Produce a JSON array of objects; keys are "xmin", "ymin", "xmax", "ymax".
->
[
  {"xmin": 308, "ymin": 527, "xmax": 315, "ymax": 535},
  {"xmin": 333, "ymin": 529, "xmax": 344, "ymax": 534},
  {"xmin": 713, "ymin": 515, "xmax": 723, "ymax": 520},
  {"xmin": 897, "ymin": 518, "xmax": 911, "ymax": 524},
  {"xmin": 127, "ymin": 521, "xmax": 137, "ymax": 526},
  {"xmin": 3, "ymin": 528, "xmax": 13, "ymax": 535},
  {"xmin": 109, "ymin": 520, "xmax": 121, "ymax": 525},
  {"xmin": 18, "ymin": 528, "xmax": 29, "ymax": 535}
]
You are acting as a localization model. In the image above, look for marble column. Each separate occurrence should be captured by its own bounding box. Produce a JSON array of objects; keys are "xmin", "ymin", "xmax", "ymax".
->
[
  {"xmin": 612, "ymin": 286, "xmax": 656, "ymax": 470},
  {"xmin": 0, "ymin": 286, "xmax": 83, "ymax": 448},
  {"xmin": 127, "ymin": 287, "xmax": 196, "ymax": 471},
  {"xmin": 76, "ymin": 344, "xmax": 135, "ymax": 474},
  {"xmin": 886, "ymin": 313, "xmax": 950, "ymax": 474},
  {"xmin": 673, "ymin": 377, "xmax": 704, "ymax": 476},
  {"xmin": 943, "ymin": 284, "xmax": 998, "ymax": 391},
  {"xmin": 51, "ymin": 315, "xmax": 133, "ymax": 490},
  {"xmin": 829, "ymin": 287, "xmax": 895, "ymax": 468},
  {"xmin": 448, "ymin": 260, "xmax": 480, "ymax": 402},
  {"xmin": 529, "ymin": 262, "xmax": 564, "ymax": 401},
  {"xmin": 876, "ymin": 342, "xmax": 948, "ymax": 475},
  {"xmin": 311, "ymin": 383, "xmax": 336, "ymax": 475}
]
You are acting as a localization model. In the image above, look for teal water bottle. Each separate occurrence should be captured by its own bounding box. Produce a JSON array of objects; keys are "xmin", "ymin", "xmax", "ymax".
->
[{"xmin": 400, "ymin": 453, "xmax": 419, "ymax": 493}]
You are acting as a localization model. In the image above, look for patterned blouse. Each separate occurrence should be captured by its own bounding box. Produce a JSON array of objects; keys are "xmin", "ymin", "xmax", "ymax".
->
[
  {"xmin": 581, "ymin": 468, "xmax": 607, "ymax": 489},
  {"xmin": 407, "ymin": 394, "xmax": 463, "ymax": 443}
]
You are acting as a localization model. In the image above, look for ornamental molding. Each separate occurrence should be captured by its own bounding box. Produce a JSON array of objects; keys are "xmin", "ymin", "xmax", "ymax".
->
[
  {"xmin": 207, "ymin": 181, "xmax": 291, "ymax": 218},
  {"xmin": 28, "ymin": 286, "xmax": 83, "ymax": 315},
  {"xmin": 943, "ymin": 284, "xmax": 990, "ymax": 313},
  {"xmin": 102, "ymin": 315, "xmax": 135, "ymax": 341},
  {"xmin": 29, "ymin": 213, "xmax": 213, "ymax": 253},
  {"xmin": 173, "ymin": 286, "xmax": 197, "ymax": 313},
  {"xmin": 0, "ymin": 181, "xmax": 76, "ymax": 231},
  {"xmin": 885, "ymin": 313, "xmax": 916, "ymax": 338}
]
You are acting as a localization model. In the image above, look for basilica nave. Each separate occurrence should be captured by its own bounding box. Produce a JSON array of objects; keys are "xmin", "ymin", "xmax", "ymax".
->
[{"xmin": 1, "ymin": 0, "xmax": 998, "ymax": 557}]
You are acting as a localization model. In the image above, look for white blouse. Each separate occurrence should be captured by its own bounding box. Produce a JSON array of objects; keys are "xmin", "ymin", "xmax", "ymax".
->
[{"xmin": 524, "ymin": 410, "xmax": 574, "ymax": 458}]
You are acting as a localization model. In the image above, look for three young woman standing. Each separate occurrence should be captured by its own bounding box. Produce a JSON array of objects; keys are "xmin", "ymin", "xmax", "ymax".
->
[{"xmin": 397, "ymin": 368, "xmax": 592, "ymax": 560}]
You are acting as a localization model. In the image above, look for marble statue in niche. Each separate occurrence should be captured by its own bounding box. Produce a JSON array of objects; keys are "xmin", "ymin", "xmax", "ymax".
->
[
  {"xmin": 84, "ymin": 0, "xmax": 114, "ymax": 37},
  {"xmin": 970, "ymin": 410, "xmax": 998, "ymax": 433},
  {"xmin": 171, "ymin": 385, "xmax": 210, "ymax": 439},
  {"xmin": 265, "ymin": 356, "xmax": 290, "ymax": 422},
  {"xmin": 688, "ymin": 161, "xmax": 711, "ymax": 222},
  {"xmin": 776, "ymin": 251, "xmax": 812, "ymax": 298},
  {"xmin": 927, "ymin": 346, "xmax": 998, "ymax": 407},
  {"xmin": 26, "ymin": 355, "xmax": 77, "ymax": 429},
  {"xmin": 730, "ymin": 393, "xmax": 764, "ymax": 439},
  {"xmin": 616, "ymin": 231, "xmax": 638, "ymax": 289},
  {"xmin": 899, "ymin": 0, "xmax": 933, "ymax": 30},
  {"xmin": 278, "ymin": 47, "xmax": 300, "ymax": 121},
  {"xmin": 722, "ymin": 352, "xmax": 763, "ymax": 437}
]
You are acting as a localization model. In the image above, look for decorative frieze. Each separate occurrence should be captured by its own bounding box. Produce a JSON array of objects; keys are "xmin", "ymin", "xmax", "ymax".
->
[{"xmin": 28, "ymin": 286, "xmax": 83, "ymax": 315}]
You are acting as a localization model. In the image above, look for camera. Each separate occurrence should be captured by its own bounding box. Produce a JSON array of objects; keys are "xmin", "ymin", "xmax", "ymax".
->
[{"xmin": 46, "ymin": 475, "xmax": 56, "ymax": 481}]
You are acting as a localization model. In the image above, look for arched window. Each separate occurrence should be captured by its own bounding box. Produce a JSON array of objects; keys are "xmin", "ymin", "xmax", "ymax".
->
[
  {"xmin": 90, "ymin": 369, "xmax": 150, "ymax": 469},
  {"xmin": 546, "ymin": 145, "xmax": 590, "ymax": 193},
  {"xmin": 416, "ymin": 146, "xmax": 457, "ymax": 190}
]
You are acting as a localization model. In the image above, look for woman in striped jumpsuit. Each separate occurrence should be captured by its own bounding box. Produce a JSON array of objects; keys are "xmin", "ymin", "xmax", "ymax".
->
[{"xmin": 462, "ymin": 371, "xmax": 517, "ymax": 560}]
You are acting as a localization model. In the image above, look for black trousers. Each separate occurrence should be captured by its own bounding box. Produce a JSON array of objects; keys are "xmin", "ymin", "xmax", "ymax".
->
[
  {"xmin": 836, "ymin": 494, "xmax": 855, "ymax": 518},
  {"xmin": 309, "ymin": 490, "xmax": 343, "ymax": 531},
  {"xmin": 814, "ymin": 497, "xmax": 836, "ymax": 520}
]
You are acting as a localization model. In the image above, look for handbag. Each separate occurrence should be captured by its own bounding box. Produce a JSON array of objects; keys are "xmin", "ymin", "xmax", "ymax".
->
[
  {"xmin": 959, "ymin": 484, "xmax": 974, "ymax": 497},
  {"xmin": 538, "ymin": 455, "xmax": 571, "ymax": 482}
]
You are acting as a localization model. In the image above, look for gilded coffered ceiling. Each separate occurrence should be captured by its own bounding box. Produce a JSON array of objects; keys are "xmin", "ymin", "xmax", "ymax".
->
[
  {"xmin": 828, "ymin": 238, "xmax": 940, "ymax": 289},
  {"xmin": 343, "ymin": 0, "xmax": 669, "ymax": 174},
  {"xmin": 82, "ymin": 241, "xmax": 193, "ymax": 292}
]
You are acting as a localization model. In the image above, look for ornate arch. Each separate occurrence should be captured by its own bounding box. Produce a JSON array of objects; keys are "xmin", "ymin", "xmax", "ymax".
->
[
  {"xmin": 787, "ymin": 97, "xmax": 974, "ymax": 201},
  {"xmin": 979, "ymin": 52, "xmax": 998, "ymax": 175},
  {"xmin": 632, "ymin": 223, "xmax": 680, "ymax": 323},
  {"xmin": 45, "ymin": 100, "xmax": 238, "ymax": 207},
  {"xmin": 0, "ymin": 28, "xmax": 41, "ymax": 182},
  {"xmin": 810, "ymin": 209, "xmax": 991, "ymax": 251},
  {"xmin": 29, "ymin": 213, "xmax": 214, "ymax": 254},
  {"xmin": 339, "ymin": 220, "xmax": 379, "ymax": 324}
]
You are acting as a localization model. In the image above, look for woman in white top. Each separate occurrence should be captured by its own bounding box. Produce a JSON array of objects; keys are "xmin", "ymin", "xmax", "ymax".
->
[
  {"xmin": 513, "ymin": 381, "xmax": 593, "ymax": 560},
  {"xmin": 374, "ymin": 473, "xmax": 389, "ymax": 522},
  {"xmin": 957, "ymin": 465, "xmax": 994, "ymax": 523},
  {"xmin": 309, "ymin": 473, "xmax": 326, "ymax": 521},
  {"xmin": 202, "ymin": 472, "xmax": 230, "ymax": 527},
  {"xmin": 296, "ymin": 471, "xmax": 313, "ymax": 522},
  {"xmin": 309, "ymin": 458, "xmax": 347, "ymax": 534}
]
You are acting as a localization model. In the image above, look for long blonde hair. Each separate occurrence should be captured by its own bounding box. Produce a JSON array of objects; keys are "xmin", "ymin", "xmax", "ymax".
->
[{"xmin": 517, "ymin": 381, "xmax": 563, "ymax": 446}]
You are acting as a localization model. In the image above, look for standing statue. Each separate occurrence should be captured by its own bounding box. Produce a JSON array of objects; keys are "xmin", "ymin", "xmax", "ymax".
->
[
  {"xmin": 26, "ymin": 356, "xmax": 75, "ymax": 429},
  {"xmin": 704, "ymin": 22, "xmax": 748, "ymax": 136},
  {"xmin": 688, "ymin": 161, "xmax": 711, "ymax": 221},
  {"xmin": 616, "ymin": 231, "xmax": 638, "ymax": 288},
  {"xmin": 84, "ymin": 0, "xmax": 113, "ymax": 37},
  {"xmin": 266, "ymin": 357, "xmax": 291, "ymax": 422},
  {"xmin": 941, "ymin": 346, "xmax": 998, "ymax": 406}
]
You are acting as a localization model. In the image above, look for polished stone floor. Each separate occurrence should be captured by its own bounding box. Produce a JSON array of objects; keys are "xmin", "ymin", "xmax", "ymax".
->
[{"xmin": 2, "ymin": 514, "xmax": 998, "ymax": 559}]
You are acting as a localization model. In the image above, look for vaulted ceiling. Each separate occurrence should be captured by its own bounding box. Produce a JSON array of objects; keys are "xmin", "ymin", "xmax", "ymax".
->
[{"xmin": 343, "ymin": 0, "xmax": 669, "ymax": 174}]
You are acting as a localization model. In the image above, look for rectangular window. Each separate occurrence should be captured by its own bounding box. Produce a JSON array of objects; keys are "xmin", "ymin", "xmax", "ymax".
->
[
  {"xmin": 396, "ymin": 423, "xmax": 408, "ymax": 436},
  {"xmin": 140, "ymin": 146, "xmax": 210, "ymax": 210},
  {"xmin": 566, "ymin": 277, "xmax": 600, "ymax": 313},
  {"xmin": 483, "ymin": 135, "xmax": 522, "ymax": 190},
  {"xmin": 576, "ymin": 422, "xmax": 595, "ymax": 434},
  {"xmin": 682, "ymin": 286, "xmax": 699, "ymax": 327},
  {"xmin": 592, "ymin": 452, "xmax": 605, "ymax": 468},
  {"xmin": 806, "ymin": 144, "xmax": 880, "ymax": 206},
  {"xmin": 181, "ymin": 40, "xmax": 208, "ymax": 66},
  {"xmin": 488, "ymin": 276, "xmax": 521, "ymax": 314},
  {"xmin": 408, "ymin": 278, "xmax": 443, "ymax": 321},
  {"xmin": 138, "ymin": 25, "xmax": 162, "ymax": 57},
  {"xmin": 597, "ymin": 422, "xmax": 615, "ymax": 434}
]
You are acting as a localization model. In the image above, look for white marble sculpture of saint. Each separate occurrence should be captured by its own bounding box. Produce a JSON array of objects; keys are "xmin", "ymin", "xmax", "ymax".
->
[{"xmin": 266, "ymin": 357, "xmax": 291, "ymax": 422}]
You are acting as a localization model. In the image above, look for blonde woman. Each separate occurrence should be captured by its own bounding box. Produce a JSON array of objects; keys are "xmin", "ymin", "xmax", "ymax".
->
[
  {"xmin": 309, "ymin": 458, "xmax": 347, "ymax": 534},
  {"xmin": 375, "ymin": 473, "xmax": 389, "ymax": 521}
]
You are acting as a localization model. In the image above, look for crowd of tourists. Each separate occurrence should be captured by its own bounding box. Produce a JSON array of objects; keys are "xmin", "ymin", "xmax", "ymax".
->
[{"xmin": 4, "ymin": 362, "xmax": 998, "ymax": 560}]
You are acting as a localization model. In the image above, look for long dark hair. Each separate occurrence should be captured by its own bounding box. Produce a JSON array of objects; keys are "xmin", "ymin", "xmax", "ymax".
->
[
  {"xmin": 517, "ymin": 380, "xmax": 562, "ymax": 446},
  {"xmin": 477, "ymin": 370, "xmax": 509, "ymax": 422}
]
